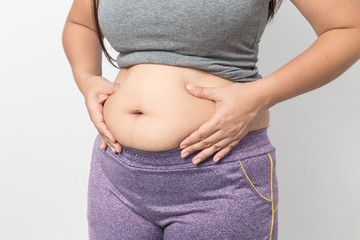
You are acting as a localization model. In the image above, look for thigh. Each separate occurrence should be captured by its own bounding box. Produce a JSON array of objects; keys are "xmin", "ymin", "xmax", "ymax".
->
[
  {"xmin": 87, "ymin": 137, "xmax": 163, "ymax": 240},
  {"xmin": 163, "ymin": 151, "xmax": 279, "ymax": 240}
]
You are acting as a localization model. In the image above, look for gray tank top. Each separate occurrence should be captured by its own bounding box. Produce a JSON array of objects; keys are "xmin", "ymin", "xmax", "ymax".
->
[{"xmin": 98, "ymin": 0, "xmax": 271, "ymax": 82}]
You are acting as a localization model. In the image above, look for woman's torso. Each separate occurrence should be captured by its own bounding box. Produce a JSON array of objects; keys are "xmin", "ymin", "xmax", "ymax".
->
[{"xmin": 103, "ymin": 64, "xmax": 270, "ymax": 151}]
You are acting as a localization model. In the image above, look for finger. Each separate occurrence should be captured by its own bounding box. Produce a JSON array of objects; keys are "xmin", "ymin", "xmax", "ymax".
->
[
  {"xmin": 180, "ymin": 129, "xmax": 224, "ymax": 158},
  {"xmin": 113, "ymin": 142, "xmax": 122, "ymax": 153},
  {"xmin": 185, "ymin": 84, "xmax": 219, "ymax": 101},
  {"xmin": 99, "ymin": 135, "xmax": 107, "ymax": 150},
  {"xmin": 87, "ymin": 101, "xmax": 114, "ymax": 141},
  {"xmin": 100, "ymin": 135, "xmax": 121, "ymax": 153},
  {"xmin": 102, "ymin": 136, "xmax": 119, "ymax": 153},
  {"xmin": 100, "ymin": 133, "xmax": 122, "ymax": 153},
  {"xmin": 179, "ymin": 114, "xmax": 222, "ymax": 148},
  {"xmin": 94, "ymin": 121, "xmax": 116, "ymax": 142},
  {"xmin": 212, "ymin": 139, "xmax": 241, "ymax": 163},
  {"xmin": 191, "ymin": 138, "xmax": 233, "ymax": 165},
  {"xmin": 88, "ymin": 103, "xmax": 119, "ymax": 149},
  {"xmin": 104, "ymin": 82, "xmax": 120, "ymax": 95},
  {"xmin": 96, "ymin": 86, "xmax": 119, "ymax": 106},
  {"xmin": 212, "ymin": 129, "xmax": 250, "ymax": 162},
  {"xmin": 88, "ymin": 105, "xmax": 116, "ymax": 144},
  {"xmin": 87, "ymin": 101, "xmax": 104, "ymax": 124}
]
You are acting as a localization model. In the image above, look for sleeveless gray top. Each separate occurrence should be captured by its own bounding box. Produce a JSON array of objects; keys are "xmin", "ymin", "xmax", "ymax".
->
[{"xmin": 98, "ymin": 0, "xmax": 271, "ymax": 82}]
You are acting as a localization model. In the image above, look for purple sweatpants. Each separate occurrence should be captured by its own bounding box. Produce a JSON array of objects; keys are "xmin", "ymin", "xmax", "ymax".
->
[{"xmin": 87, "ymin": 127, "xmax": 279, "ymax": 240}]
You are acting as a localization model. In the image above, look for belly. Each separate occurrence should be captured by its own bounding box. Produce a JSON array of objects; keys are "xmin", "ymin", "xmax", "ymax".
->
[{"xmin": 103, "ymin": 64, "xmax": 270, "ymax": 151}]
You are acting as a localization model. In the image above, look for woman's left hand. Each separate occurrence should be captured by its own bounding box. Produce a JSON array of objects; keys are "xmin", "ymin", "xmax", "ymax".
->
[{"xmin": 179, "ymin": 81, "xmax": 270, "ymax": 165}]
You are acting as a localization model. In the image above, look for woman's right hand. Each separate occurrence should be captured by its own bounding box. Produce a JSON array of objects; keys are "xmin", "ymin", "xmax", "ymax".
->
[{"xmin": 82, "ymin": 75, "xmax": 122, "ymax": 153}]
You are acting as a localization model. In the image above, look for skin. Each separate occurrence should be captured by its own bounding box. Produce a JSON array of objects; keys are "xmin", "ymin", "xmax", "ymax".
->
[
  {"xmin": 63, "ymin": 0, "xmax": 360, "ymax": 165},
  {"xmin": 62, "ymin": 0, "xmax": 122, "ymax": 153},
  {"xmin": 179, "ymin": 0, "xmax": 360, "ymax": 164},
  {"xmin": 62, "ymin": 0, "xmax": 269, "ymax": 155}
]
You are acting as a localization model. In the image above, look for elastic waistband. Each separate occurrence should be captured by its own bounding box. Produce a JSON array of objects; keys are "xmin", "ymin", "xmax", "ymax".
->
[{"xmin": 102, "ymin": 127, "xmax": 275, "ymax": 167}]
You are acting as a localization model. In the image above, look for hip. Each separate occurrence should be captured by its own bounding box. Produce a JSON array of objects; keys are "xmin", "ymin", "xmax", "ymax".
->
[
  {"xmin": 91, "ymin": 127, "xmax": 277, "ymax": 203},
  {"xmin": 89, "ymin": 127, "xmax": 278, "ymax": 238}
]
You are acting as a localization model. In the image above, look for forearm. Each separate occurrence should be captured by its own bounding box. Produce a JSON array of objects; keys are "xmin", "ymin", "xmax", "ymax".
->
[
  {"xmin": 62, "ymin": 21, "xmax": 103, "ymax": 96},
  {"xmin": 258, "ymin": 27, "xmax": 360, "ymax": 109}
]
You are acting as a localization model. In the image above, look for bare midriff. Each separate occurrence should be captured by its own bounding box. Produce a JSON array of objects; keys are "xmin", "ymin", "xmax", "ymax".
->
[{"xmin": 102, "ymin": 64, "xmax": 270, "ymax": 151}]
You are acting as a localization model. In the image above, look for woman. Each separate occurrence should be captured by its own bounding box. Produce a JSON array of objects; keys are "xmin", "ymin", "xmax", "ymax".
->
[{"xmin": 62, "ymin": 0, "xmax": 360, "ymax": 239}]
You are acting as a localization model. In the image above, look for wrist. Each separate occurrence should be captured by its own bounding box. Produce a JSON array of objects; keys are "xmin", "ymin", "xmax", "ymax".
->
[
  {"xmin": 248, "ymin": 78, "xmax": 275, "ymax": 111},
  {"xmin": 76, "ymin": 73, "xmax": 102, "ymax": 98}
]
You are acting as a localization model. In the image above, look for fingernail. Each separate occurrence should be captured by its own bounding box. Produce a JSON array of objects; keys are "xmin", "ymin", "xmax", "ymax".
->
[
  {"xmin": 193, "ymin": 158, "xmax": 201, "ymax": 165},
  {"xmin": 213, "ymin": 156, "xmax": 220, "ymax": 163},
  {"xmin": 110, "ymin": 147, "xmax": 115, "ymax": 153},
  {"xmin": 115, "ymin": 147, "xmax": 120, "ymax": 154},
  {"xmin": 186, "ymin": 84, "xmax": 196, "ymax": 92},
  {"xmin": 181, "ymin": 151, "xmax": 189, "ymax": 159}
]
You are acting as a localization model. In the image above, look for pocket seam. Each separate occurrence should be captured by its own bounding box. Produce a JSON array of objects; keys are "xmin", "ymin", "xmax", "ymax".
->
[
  {"xmin": 238, "ymin": 152, "xmax": 272, "ymax": 203},
  {"xmin": 239, "ymin": 152, "xmax": 279, "ymax": 240}
]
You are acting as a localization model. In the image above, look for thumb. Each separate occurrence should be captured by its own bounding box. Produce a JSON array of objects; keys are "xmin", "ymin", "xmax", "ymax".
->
[
  {"xmin": 105, "ymin": 82, "xmax": 120, "ymax": 95},
  {"xmin": 185, "ymin": 84, "xmax": 218, "ymax": 101},
  {"xmin": 113, "ymin": 82, "xmax": 121, "ymax": 91}
]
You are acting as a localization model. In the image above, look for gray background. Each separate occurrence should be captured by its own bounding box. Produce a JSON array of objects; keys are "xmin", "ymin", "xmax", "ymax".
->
[{"xmin": 0, "ymin": 0, "xmax": 359, "ymax": 239}]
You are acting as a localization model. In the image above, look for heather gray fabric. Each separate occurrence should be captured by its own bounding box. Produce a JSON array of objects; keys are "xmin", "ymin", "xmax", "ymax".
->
[
  {"xmin": 98, "ymin": 0, "xmax": 271, "ymax": 82},
  {"xmin": 87, "ymin": 127, "xmax": 279, "ymax": 239}
]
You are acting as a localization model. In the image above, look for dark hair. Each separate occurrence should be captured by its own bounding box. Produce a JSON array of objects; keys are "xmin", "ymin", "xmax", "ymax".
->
[{"xmin": 92, "ymin": 0, "xmax": 283, "ymax": 68}]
